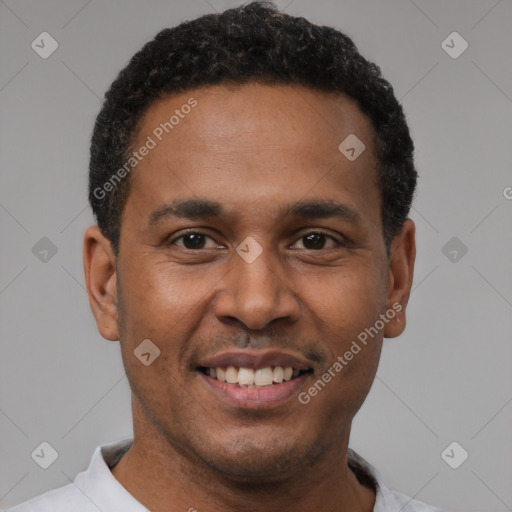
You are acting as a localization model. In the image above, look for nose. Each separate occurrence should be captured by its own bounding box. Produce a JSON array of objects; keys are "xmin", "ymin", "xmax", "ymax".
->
[{"xmin": 213, "ymin": 246, "xmax": 301, "ymax": 331}]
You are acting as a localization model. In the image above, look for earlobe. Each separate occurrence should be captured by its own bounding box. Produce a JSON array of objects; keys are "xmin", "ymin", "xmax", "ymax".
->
[
  {"xmin": 83, "ymin": 225, "xmax": 120, "ymax": 341},
  {"xmin": 384, "ymin": 219, "xmax": 416, "ymax": 339}
]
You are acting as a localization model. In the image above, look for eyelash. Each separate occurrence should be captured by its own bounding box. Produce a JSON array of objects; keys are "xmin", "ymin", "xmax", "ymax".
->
[{"xmin": 165, "ymin": 229, "xmax": 345, "ymax": 250}]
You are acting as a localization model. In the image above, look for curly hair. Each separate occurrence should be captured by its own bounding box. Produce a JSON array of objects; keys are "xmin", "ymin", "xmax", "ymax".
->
[{"xmin": 89, "ymin": 1, "xmax": 416, "ymax": 255}]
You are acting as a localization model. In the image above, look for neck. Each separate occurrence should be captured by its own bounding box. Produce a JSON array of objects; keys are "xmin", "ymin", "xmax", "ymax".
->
[{"xmin": 111, "ymin": 407, "xmax": 375, "ymax": 512}]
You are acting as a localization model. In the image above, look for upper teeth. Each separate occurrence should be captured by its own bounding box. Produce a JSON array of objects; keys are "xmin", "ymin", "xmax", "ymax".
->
[{"xmin": 209, "ymin": 366, "xmax": 299, "ymax": 387}]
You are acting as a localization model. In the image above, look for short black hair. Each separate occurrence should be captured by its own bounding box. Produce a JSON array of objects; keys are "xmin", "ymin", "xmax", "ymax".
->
[{"xmin": 89, "ymin": 1, "xmax": 416, "ymax": 255}]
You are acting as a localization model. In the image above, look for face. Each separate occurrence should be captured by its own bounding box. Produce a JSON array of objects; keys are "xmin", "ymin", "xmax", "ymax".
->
[{"xmin": 85, "ymin": 83, "xmax": 415, "ymax": 482}]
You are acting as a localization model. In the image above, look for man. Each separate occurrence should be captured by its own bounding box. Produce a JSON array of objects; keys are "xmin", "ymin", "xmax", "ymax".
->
[{"xmin": 7, "ymin": 2, "xmax": 444, "ymax": 511}]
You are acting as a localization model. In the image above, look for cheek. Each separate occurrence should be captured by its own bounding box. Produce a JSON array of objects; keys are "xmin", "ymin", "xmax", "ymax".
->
[
  {"xmin": 300, "ymin": 279, "xmax": 384, "ymax": 424},
  {"xmin": 302, "ymin": 263, "xmax": 386, "ymax": 336},
  {"xmin": 118, "ymin": 258, "xmax": 223, "ymax": 332},
  {"xmin": 301, "ymin": 262, "xmax": 386, "ymax": 400},
  {"xmin": 115, "ymin": 257, "xmax": 231, "ymax": 393}
]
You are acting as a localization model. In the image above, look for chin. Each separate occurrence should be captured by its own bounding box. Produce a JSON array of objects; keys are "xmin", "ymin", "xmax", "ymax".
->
[{"xmin": 191, "ymin": 432, "xmax": 323, "ymax": 483}]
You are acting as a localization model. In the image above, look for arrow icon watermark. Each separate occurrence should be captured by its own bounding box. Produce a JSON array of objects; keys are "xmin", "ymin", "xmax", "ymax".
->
[
  {"xmin": 236, "ymin": 236, "xmax": 263, "ymax": 263},
  {"xmin": 338, "ymin": 134, "xmax": 365, "ymax": 161},
  {"xmin": 31, "ymin": 441, "xmax": 59, "ymax": 469},
  {"xmin": 31, "ymin": 32, "xmax": 59, "ymax": 59},
  {"xmin": 134, "ymin": 339, "xmax": 161, "ymax": 365},
  {"xmin": 32, "ymin": 237, "xmax": 58, "ymax": 263}
]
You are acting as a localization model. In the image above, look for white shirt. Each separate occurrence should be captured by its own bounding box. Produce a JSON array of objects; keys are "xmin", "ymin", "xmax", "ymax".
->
[{"xmin": 5, "ymin": 438, "xmax": 444, "ymax": 512}]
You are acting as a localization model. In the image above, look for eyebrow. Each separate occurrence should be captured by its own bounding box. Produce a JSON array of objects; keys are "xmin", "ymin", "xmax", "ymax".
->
[
  {"xmin": 149, "ymin": 199, "xmax": 222, "ymax": 225},
  {"xmin": 288, "ymin": 199, "xmax": 360, "ymax": 223},
  {"xmin": 148, "ymin": 198, "xmax": 360, "ymax": 226}
]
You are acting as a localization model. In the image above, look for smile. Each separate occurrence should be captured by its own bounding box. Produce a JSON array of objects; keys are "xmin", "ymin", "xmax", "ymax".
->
[
  {"xmin": 196, "ymin": 350, "xmax": 315, "ymax": 409},
  {"xmin": 199, "ymin": 365, "xmax": 311, "ymax": 388}
]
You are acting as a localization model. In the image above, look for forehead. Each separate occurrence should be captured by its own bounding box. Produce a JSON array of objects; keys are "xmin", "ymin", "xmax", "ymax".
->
[
  {"xmin": 126, "ymin": 83, "xmax": 379, "ymax": 224},
  {"xmin": 136, "ymin": 82, "xmax": 375, "ymax": 156}
]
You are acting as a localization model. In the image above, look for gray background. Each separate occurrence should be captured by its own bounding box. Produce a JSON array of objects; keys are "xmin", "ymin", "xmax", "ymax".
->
[{"xmin": 1, "ymin": 1, "xmax": 511, "ymax": 510}]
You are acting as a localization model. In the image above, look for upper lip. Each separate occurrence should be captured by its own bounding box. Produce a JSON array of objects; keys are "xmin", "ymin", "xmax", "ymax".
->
[{"xmin": 197, "ymin": 349, "xmax": 313, "ymax": 371}]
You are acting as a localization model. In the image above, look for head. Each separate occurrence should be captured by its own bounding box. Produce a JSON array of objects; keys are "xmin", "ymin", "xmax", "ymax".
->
[{"xmin": 84, "ymin": 1, "xmax": 416, "ymax": 482}]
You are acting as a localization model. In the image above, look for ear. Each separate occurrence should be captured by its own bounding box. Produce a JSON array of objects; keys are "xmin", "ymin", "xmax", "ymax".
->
[
  {"xmin": 83, "ymin": 225, "xmax": 120, "ymax": 341},
  {"xmin": 384, "ymin": 219, "xmax": 416, "ymax": 338}
]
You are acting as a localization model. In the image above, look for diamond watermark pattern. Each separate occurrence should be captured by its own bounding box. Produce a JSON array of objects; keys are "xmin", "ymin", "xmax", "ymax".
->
[
  {"xmin": 338, "ymin": 134, "xmax": 365, "ymax": 161},
  {"xmin": 32, "ymin": 237, "xmax": 58, "ymax": 263},
  {"xmin": 441, "ymin": 32, "xmax": 468, "ymax": 59},
  {"xmin": 31, "ymin": 32, "xmax": 59, "ymax": 59},
  {"xmin": 442, "ymin": 237, "xmax": 468, "ymax": 263},
  {"xmin": 31, "ymin": 441, "xmax": 59, "ymax": 469},
  {"xmin": 441, "ymin": 441, "xmax": 469, "ymax": 469},
  {"xmin": 134, "ymin": 339, "xmax": 161, "ymax": 365},
  {"xmin": 236, "ymin": 236, "xmax": 263, "ymax": 263}
]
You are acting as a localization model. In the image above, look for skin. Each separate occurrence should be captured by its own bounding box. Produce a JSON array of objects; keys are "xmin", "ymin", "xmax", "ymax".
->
[{"xmin": 84, "ymin": 83, "xmax": 415, "ymax": 512}]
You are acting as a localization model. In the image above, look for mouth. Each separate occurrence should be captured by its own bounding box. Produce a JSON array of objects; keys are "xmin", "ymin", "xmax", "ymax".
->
[
  {"xmin": 198, "ymin": 365, "xmax": 312, "ymax": 388},
  {"xmin": 195, "ymin": 350, "xmax": 314, "ymax": 409}
]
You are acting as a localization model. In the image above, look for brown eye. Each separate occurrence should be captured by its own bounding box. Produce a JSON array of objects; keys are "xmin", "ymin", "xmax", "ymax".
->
[
  {"xmin": 292, "ymin": 232, "xmax": 342, "ymax": 250},
  {"xmin": 168, "ymin": 231, "xmax": 219, "ymax": 250},
  {"xmin": 180, "ymin": 233, "xmax": 207, "ymax": 249},
  {"xmin": 303, "ymin": 233, "xmax": 326, "ymax": 249}
]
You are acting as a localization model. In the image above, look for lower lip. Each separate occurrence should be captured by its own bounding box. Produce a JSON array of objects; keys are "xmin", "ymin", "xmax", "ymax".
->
[{"xmin": 199, "ymin": 372, "xmax": 309, "ymax": 410}]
